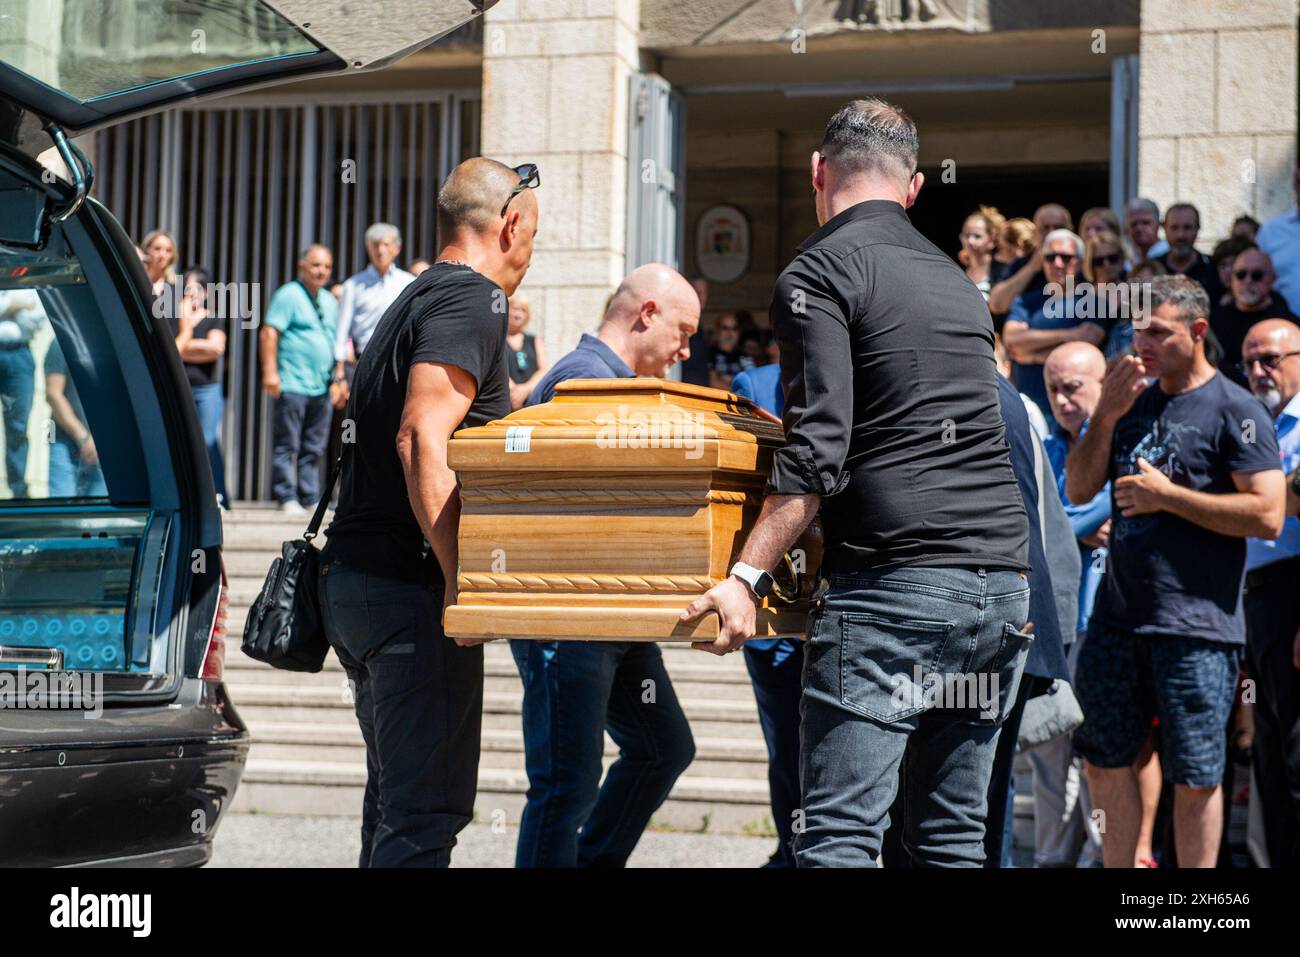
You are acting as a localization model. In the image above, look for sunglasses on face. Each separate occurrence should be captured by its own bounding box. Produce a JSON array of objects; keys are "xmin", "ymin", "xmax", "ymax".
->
[
  {"xmin": 500, "ymin": 163, "xmax": 541, "ymax": 217},
  {"xmin": 1237, "ymin": 350, "xmax": 1300, "ymax": 373},
  {"xmin": 1092, "ymin": 252, "xmax": 1122, "ymax": 267},
  {"xmin": 1234, "ymin": 269, "xmax": 1268, "ymax": 282},
  {"xmin": 1046, "ymin": 251, "xmax": 1078, "ymax": 264}
]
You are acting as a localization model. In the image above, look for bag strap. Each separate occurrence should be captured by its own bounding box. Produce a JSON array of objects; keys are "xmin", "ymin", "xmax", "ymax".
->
[
  {"xmin": 303, "ymin": 449, "xmax": 342, "ymax": 542},
  {"xmin": 304, "ymin": 399, "xmax": 351, "ymax": 542}
]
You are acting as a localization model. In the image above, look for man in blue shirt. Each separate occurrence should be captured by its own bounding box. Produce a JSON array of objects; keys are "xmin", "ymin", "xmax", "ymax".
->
[
  {"xmin": 1240, "ymin": 318, "xmax": 1300, "ymax": 867},
  {"xmin": 514, "ymin": 264, "xmax": 702, "ymax": 867},
  {"xmin": 1256, "ymin": 168, "xmax": 1300, "ymax": 309},
  {"xmin": 730, "ymin": 359, "xmax": 798, "ymax": 866},
  {"xmin": 260, "ymin": 244, "xmax": 339, "ymax": 512},
  {"xmin": 1039, "ymin": 341, "xmax": 1111, "ymax": 867},
  {"xmin": 1003, "ymin": 229, "xmax": 1107, "ymax": 426}
]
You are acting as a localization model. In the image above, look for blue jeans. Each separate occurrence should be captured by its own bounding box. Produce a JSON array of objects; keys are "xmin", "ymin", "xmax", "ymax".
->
[
  {"xmin": 509, "ymin": 639, "xmax": 695, "ymax": 867},
  {"xmin": 48, "ymin": 436, "xmax": 107, "ymax": 498},
  {"xmin": 318, "ymin": 553, "xmax": 482, "ymax": 867},
  {"xmin": 191, "ymin": 382, "xmax": 229, "ymax": 507},
  {"xmin": 743, "ymin": 638, "xmax": 804, "ymax": 867},
  {"xmin": 0, "ymin": 345, "xmax": 34, "ymax": 498},
  {"xmin": 794, "ymin": 566, "xmax": 1032, "ymax": 867},
  {"xmin": 271, "ymin": 391, "xmax": 331, "ymax": 506}
]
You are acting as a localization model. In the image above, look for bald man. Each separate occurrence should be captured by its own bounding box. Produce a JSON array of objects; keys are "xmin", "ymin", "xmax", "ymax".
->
[
  {"xmin": 527, "ymin": 263, "xmax": 701, "ymax": 404},
  {"xmin": 1242, "ymin": 318, "xmax": 1300, "ymax": 866},
  {"xmin": 512, "ymin": 264, "xmax": 700, "ymax": 868},
  {"xmin": 1033, "ymin": 341, "xmax": 1113, "ymax": 866},
  {"xmin": 320, "ymin": 158, "xmax": 539, "ymax": 868}
]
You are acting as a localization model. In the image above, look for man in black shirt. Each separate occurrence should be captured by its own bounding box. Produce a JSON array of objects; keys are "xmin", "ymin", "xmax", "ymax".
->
[
  {"xmin": 1211, "ymin": 246, "xmax": 1297, "ymax": 385},
  {"xmin": 681, "ymin": 99, "xmax": 1030, "ymax": 867},
  {"xmin": 1157, "ymin": 202, "xmax": 1224, "ymax": 302},
  {"xmin": 320, "ymin": 157, "xmax": 539, "ymax": 867}
]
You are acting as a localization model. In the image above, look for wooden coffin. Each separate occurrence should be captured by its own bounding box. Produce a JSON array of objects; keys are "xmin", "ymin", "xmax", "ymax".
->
[{"xmin": 442, "ymin": 378, "xmax": 820, "ymax": 643}]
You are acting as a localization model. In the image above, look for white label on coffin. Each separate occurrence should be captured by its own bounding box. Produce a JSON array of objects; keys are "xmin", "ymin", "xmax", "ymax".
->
[{"xmin": 504, "ymin": 426, "xmax": 533, "ymax": 453}]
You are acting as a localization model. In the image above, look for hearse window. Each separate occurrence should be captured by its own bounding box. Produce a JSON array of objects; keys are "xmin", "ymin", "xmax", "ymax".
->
[
  {"xmin": 0, "ymin": 241, "xmax": 167, "ymax": 675},
  {"xmin": 0, "ymin": 0, "xmax": 319, "ymax": 104}
]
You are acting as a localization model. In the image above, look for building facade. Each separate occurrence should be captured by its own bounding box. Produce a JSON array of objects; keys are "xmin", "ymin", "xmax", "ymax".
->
[{"xmin": 77, "ymin": 0, "xmax": 1299, "ymax": 499}]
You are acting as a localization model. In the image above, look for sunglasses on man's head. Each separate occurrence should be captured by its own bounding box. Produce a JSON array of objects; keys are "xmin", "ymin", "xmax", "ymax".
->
[
  {"xmin": 1237, "ymin": 350, "xmax": 1300, "ymax": 373},
  {"xmin": 501, "ymin": 163, "xmax": 541, "ymax": 217},
  {"xmin": 1092, "ymin": 252, "xmax": 1122, "ymax": 267},
  {"xmin": 1234, "ymin": 268, "xmax": 1267, "ymax": 282}
]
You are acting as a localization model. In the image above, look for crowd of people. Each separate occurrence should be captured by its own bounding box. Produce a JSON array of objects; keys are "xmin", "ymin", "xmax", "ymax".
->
[
  {"xmin": 34, "ymin": 98, "xmax": 1291, "ymax": 871},
  {"xmin": 665, "ymin": 162, "xmax": 1300, "ymax": 870}
]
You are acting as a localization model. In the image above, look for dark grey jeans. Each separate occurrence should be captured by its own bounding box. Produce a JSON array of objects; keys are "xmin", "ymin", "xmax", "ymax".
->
[
  {"xmin": 271, "ymin": 391, "xmax": 331, "ymax": 506},
  {"xmin": 794, "ymin": 565, "xmax": 1031, "ymax": 868},
  {"xmin": 318, "ymin": 553, "xmax": 483, "ymax": 867}
]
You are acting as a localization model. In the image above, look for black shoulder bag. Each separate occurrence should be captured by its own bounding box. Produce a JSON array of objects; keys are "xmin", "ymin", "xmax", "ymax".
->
[{"xmin": 240, "ymin": 452, "xmax": 343, "ymax": 673}]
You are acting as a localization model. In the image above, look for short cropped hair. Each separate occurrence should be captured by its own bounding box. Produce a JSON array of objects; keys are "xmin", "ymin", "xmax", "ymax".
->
[
  {"xmin": 819, "ymin": 97, "xmax": 918, "ymax": 185},
  {"xmin": 1125, "ymin": 197, "xmax": 1160, "ymax": 220},
  {"xmin": 1147, "ymin": 274, "xmax": 1210, "ymax": 326},
  {"xmin": 1164, "ymin": 202, "xmax": 1200, "ymax": 228}
]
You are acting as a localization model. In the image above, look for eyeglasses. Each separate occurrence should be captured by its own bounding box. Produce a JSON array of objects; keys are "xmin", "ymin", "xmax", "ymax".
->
[
  {"xmin": 500, "ymin": 163, "xmax": 540, "ymax": 217},
  {"xmin": 1091, "ymin": 252, "xmax": 1123, "ymax": 267},
  {"xmin": 1234, "ymin": 268, "xmax": 1268, "ymax": 282},
  {"xmin": 1045, "ymin": 251, "xmax": 1078, "ymax": 264},
  {"xmin": 1237, "ymin": 351, "xmax": 1300, "ymax": 373}
]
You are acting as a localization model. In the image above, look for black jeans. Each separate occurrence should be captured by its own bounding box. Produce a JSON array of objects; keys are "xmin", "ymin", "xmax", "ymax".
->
[
  {"xmin": 1244, "ymin": 560, "xmax": 1300, "ymax": 868},
  {"xmin": 318, "ymin": 553, "xmax": 483, "ymax": 867}
]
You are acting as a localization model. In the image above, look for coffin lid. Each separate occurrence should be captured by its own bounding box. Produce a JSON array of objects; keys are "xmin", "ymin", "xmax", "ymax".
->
[{"xmin": 448, "ymin": 377, "xmax": 785, "ymax": 473}]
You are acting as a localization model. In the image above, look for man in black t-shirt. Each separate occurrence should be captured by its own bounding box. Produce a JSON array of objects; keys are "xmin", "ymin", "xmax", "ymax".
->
[
  {"xmin": 1157, "ymin": 202, "xmax": 1224, "ymax": 302},
  {"xmin": 1066, "ymin": 275, "xmax": 1284, "ymax": 868},
  {"xmin": 319, "ymin": 157, "xmax": 539, "ymax": 868},
  {"xmin": 1210, "ymin": 247, "xmax": 1297, "ymax": 385}
]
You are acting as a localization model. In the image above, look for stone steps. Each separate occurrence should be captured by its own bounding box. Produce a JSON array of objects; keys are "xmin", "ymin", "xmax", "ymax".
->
[
  {"xmin": 220, "ymin": 504, "xmax": 1034, "ymax": 845},
  {"xmin": 231, "ymin": 760, "xmax": 775, "ymax": 833}
]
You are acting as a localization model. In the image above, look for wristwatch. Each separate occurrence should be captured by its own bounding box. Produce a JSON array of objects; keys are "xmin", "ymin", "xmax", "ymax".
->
[{"xmin": 730, "ymin": 561, "xmax": 774, "ymax": 600}]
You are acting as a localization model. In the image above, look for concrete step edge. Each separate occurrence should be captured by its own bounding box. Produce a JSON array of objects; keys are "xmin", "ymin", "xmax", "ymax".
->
[
  {"xmin": 243, "ymin": 723, "xmax": 768, "ymax": 760},
  {"xmin": 241, "ymin": 760, "xmax": 771, "ymax": 804}
]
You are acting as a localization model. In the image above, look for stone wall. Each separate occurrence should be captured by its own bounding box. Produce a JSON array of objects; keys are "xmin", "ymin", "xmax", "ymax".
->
[
  {"xmin": 480, "ymin": 0, "xmax": 641, "ymax": 362},
  {"xmin": 1138, "ymin": 0, "xmax": 1298, "ymax": 245}
]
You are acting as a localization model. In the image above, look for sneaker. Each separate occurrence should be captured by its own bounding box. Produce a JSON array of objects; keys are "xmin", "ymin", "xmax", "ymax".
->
[{"xmin": 279, "ymin": 500, "xmax": 306, "ymax": 515}]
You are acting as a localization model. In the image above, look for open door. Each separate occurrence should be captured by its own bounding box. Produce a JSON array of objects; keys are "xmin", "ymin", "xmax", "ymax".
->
[{"xmin": 626, "ymin": 73, "xmax": 686, "ymax": 272}]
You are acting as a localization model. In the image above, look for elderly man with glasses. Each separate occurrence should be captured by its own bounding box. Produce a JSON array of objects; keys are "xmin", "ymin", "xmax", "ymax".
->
[
  {"xmin": 1242, "ymin": 318, "xmax": 1300, "ymax": 868},
  {"xmin": 1003, "ymin": 228, "xmax": 1107, "ymax": 427}
]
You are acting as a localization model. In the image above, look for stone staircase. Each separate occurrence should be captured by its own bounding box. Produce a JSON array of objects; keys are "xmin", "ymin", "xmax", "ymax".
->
[
  {"xmin": 221, "ymin": 503, "xmax": 778, "ymax": 834},
  {"xmin": 222, "ymin": 503, "xmax": 1036, "ymax": 844}
]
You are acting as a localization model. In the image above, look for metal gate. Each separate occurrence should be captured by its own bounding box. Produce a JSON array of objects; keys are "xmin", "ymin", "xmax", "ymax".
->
[{"xmin": 92, "ymin": 91, "xmax": 481, "ymax": 500}]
